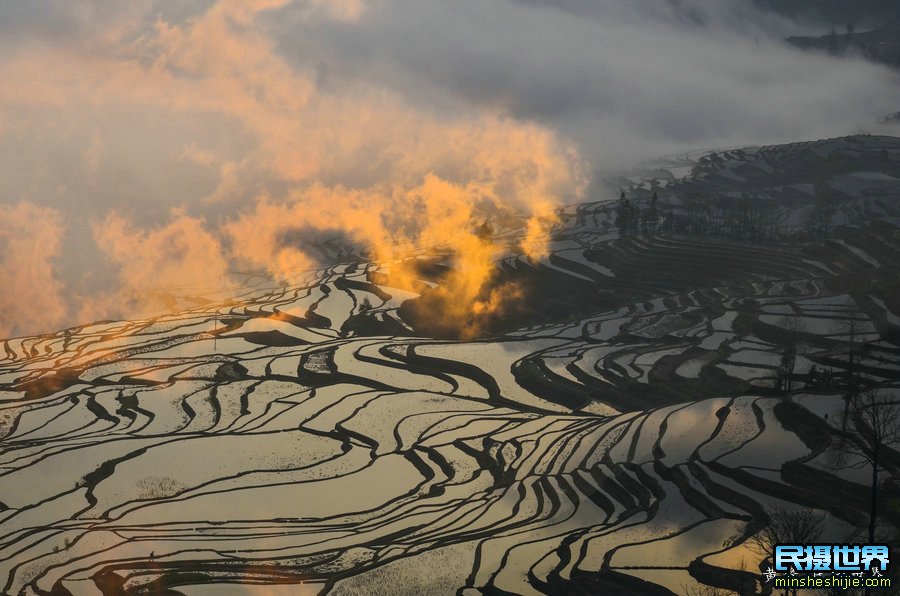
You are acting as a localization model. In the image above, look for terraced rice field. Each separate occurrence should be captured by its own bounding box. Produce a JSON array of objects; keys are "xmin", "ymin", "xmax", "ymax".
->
[{"xmin": 3, "ymin": 135, "xmax": 900, "ymax": 595}]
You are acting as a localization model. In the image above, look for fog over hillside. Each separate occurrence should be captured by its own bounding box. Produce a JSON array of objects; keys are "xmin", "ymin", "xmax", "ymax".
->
[
  {"xmin": 753, "ymin": 0, "xmax": 900, "ymax": 28},
  {"xmin": 0, "ymin": 0, "xmax": 898, "ymax": 338}
]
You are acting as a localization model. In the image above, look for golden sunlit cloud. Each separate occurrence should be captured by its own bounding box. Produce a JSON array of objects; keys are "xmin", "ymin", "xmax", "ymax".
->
[
  {"xmin": 0, "ymin": 0, "xmax": 585, "ymax": 337},
  {"xmin": 81, "ymin": 209, "xmax": 230, "ymax": 322},
  {"xmin": 0, "ymin": 202, "xmax": 68, "ymax": 338}
]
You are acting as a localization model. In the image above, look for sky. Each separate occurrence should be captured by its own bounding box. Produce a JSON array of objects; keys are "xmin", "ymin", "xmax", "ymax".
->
[{"xmin": 0, "ymin": 0, "xmax": 898, "ymax": 338}]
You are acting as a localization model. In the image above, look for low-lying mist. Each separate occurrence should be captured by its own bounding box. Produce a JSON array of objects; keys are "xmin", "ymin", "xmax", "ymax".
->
[{"xmin": 0, "ymin": 0, "xmax": 897, "ymax": 338}]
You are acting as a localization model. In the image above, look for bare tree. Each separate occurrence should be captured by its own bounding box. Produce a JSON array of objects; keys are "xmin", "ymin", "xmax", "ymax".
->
[
  {"xmin": 839, "ymin": 304, "xmax": 871, "ymax": 429},
  {"xmin": 845, "ymin": 309, "xmax": 862, "ymax": 390},
  {"xmin": 615, "ymin": 191, "xmax": 639, "ymax": 237},
  {"xmin": 830, "ymin": 388, "xmax": 900, "ymax": 544},
  {"xmin": 743, "ymin": 507, "xmax": 825, "ymax": 596},
  {"xmin": 774, "ymin": 317, "xmax": 805, "ymax": 396}
]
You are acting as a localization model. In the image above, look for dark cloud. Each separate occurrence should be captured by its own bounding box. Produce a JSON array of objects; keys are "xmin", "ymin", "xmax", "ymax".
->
[{"xmin": 266, "ymin": 0, "xmax": 898, "ymax": 173}]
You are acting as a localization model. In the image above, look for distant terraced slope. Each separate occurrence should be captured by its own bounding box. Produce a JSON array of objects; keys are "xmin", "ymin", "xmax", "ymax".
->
[{"xmin": 2, "ymin": 135, "xmax": 900, "ymax": 595}]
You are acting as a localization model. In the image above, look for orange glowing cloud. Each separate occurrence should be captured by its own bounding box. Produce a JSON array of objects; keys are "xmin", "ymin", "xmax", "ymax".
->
[
  {"xmin": 83, "ymin": 209, "xmax": 229, "ymax": 321},
  {"xmin": 0, "ymin": 0, "xmax": 586, "ymax": 337},
  {"xmin": 0, "ymin": 202, "xmax": 68, "ymax": 338}
]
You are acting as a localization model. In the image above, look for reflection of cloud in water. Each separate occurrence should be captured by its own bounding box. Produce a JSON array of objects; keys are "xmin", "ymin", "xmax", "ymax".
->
[{"xmin": 1, "ymin": 251, "xmax": 892, "ymax": 594}]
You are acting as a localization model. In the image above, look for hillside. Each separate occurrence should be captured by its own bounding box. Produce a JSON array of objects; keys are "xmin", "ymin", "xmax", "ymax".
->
[
  {"xmin": 2, "ymin": 135, "xmax": 900, "ymax": 595},
  {"xmin": 787, "ymin": 20, "xmax": 900, "ymax": 68},
  {"xmin": 756, "ymin": 0, "xmax": 900, "ymax": 29}
]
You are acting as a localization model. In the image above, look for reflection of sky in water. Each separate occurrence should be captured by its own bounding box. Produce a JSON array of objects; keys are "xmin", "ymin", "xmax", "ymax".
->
[
  {"xmin": 180, "ymin": 583, "xmax": 322, "ymax": 595},
  {"xmin": 3, "ymin": 266, "xmax": 896, "ymax": 595}
]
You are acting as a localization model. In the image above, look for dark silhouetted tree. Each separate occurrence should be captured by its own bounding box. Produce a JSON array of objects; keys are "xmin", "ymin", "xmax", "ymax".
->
[
  {"xmin": 840, "ymin": 307, "xmax": 869, "ymax": 428},
  {"xmin": 828, "ymin": 26, "xmax": 840, "ymax": 53},
  {"xmin": 829, "ymin": 388, "xmax": 900, "ymax": 545},
  {"xmin": 775, "ymin": 316, "xmax": 805, "ymax": 396},
  {"xmin": 808, "ymin": 179, "xmax": 837, "ymax": 241},
  {"xmin": 744, "ymin": 507, "xmax": 825, "ymax": 596},
  {"xmin": 641, "ymin": 191, "xmax": 659, "ymax": 235},
  {"xmin": 615, "ymin": 191, "xmax": 639, "ymax": 237}
]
